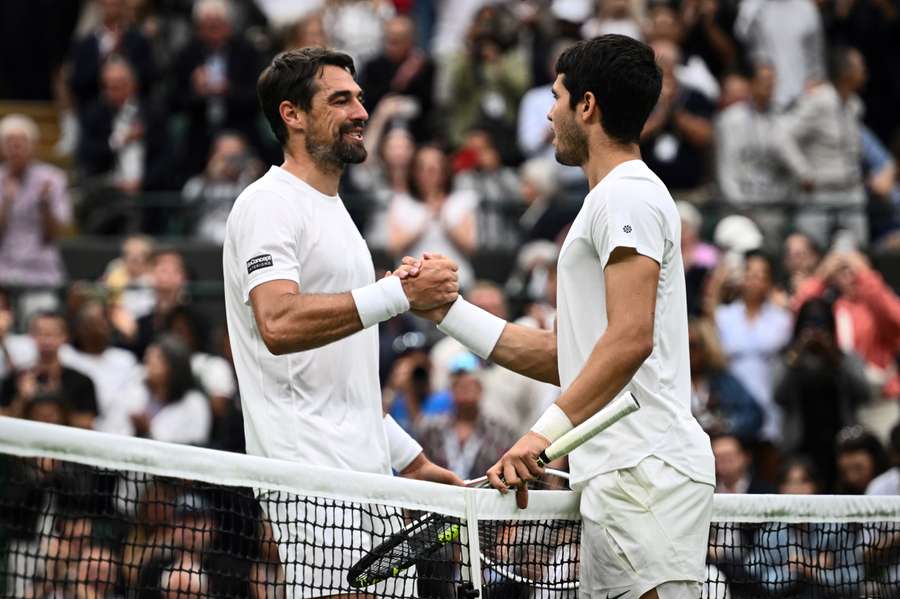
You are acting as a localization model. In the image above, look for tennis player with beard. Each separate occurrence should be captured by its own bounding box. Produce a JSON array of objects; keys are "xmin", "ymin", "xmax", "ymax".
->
[
  {"xmin": 223, "ymin": 47, "xmax": 462, "ymax": 598},
  {"xmin": 406, "ymin": 36, "xmax": 715, "ymax": 598}
]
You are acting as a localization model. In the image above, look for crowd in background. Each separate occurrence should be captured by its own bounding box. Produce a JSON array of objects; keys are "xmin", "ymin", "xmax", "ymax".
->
[{"xmin": 1, "ymin": 0, "xmax": 900, "ymax": 595}]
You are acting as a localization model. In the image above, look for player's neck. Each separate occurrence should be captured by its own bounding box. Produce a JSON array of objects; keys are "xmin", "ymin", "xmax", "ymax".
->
[
  {"xmin": 281, "ymin": 146, "xmax": 343, "ymax": 197},
  {"xmin": 582, "ymin": 142, "xmax": 641, "ymax": 190}
]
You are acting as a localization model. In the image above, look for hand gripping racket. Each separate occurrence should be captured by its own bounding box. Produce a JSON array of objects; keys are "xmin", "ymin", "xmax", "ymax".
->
[{"xmin": 347, "ymin": 392, "xmax": 640, "ymax": 589}]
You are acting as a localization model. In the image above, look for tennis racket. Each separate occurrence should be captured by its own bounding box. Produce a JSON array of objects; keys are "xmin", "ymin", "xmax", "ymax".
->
[{"xmin": 346, "ymin": 392, "xmax": 639, "ymax": 589}]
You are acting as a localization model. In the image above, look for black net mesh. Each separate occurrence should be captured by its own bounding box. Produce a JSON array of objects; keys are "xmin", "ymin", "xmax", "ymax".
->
[
  {"xmin": 2, "ymin": 452, "xmax": 899, "ymax": 599},
  {"xmin": 0, "ymin": 455, "xmax": 468, "ymax": 598}
]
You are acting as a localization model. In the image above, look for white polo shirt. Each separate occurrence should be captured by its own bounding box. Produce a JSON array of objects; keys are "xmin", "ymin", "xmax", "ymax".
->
[
  {"xmin": 555, "ymin": 160, "xmax": 714, "ymax": 488},
  {"xmin": 223, "ymin": 166, "xmax": 391, "ymax": 475}
]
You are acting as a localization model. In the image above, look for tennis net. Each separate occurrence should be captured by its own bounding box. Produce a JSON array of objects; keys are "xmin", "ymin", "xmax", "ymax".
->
[{"xmin": 1, "ymin": 417, "xmax": 899, "ymax": 598}]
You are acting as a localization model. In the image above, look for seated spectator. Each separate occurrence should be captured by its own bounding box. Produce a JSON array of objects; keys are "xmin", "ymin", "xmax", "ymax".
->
[
  {"xmin": 453, "ymin": 128, "xmax": 522, "ymax": 251},
  {"xmin": 415, "ymin": 353, "xmax": 517, "ymax": 480},
  {"xmin": 714, "ymin": 251, "xmax": 793, "ymax": 449},
  {"xmin": 712, "ymin": 433, "xmax": 775, "ymax": 494},
  {"xmin": 518, "ymin": 158, "xmax": 576, "ymax": 243},
  {"xmin": 60, "ymin": 300, "xmax": 141, "ymax": 435},
  {"xmin": 0, "ymin": 114, "xmax": 72, "ymax": 317},
  {"xmin": 359, "ymin": 15, "xmax": 435, "ymax": 141},
  {"xmin": 715, "ymin": 63, "xmax": 793, "ymax": 242},
  {"xmin": 69, "ymin": 0, "xmax": 155, "ymax": 111},
  {"xmin": 126, "ymin": 335, "xmax": 211, "ymax": 445},
  {"xmin": 775, "ymin": 299, "xmax": 870, "ymax": 489},
  {"xmin": 387, "ymin": 145, "xmax": 476, "ymax": 290},
  {"xmin": 834, "ymin": 425, "xmax": 889, "ymax": 494},
  {"xmin": 781, "ymin": 232, "xmax": 822, "ymax": 299},
  {"xmin": 77, "ymin": 56, "xmax": 169, "ymax": 223},
  {"xmin": 446, "ymin": 7, "xmax": 530, "ymax": 149},
  {"xmin": 169, "ymin": 0, "xmax": 263, "ymax": 179},
  {"xmin": 679, "ymin": 201, "xmax": 718, "ymax": 316},
  {"xmin": 775, "ymin": 46, "xmax": 869, "ymax": 247},
  {"xmin": 792, "ymin": 249, "xmax": 900, "ymax": 401},
  {"xmin": 182, "ymin": 131, "xmax": 263, "ymax": 244},
  {"xmin": 102, "ymin": 234, "xmax": 157, "ymax": 325},
  {"xmin": 0, "ymin": 312, "xmax": 98, "ymax": 430},
  {"xmin": 867, "ymin": 422, "xmax": 900, "ymax": 495},
  {"xmin": 287, "ymin": 10, "xmax": 329, "ymax": 49},
  {"xmin": 689, "ymin": 317, "xmax": 764, "ymax": 441},
  {"xmin": 641, "ymin": 39, "xmax": 715, "ymax": 196}
]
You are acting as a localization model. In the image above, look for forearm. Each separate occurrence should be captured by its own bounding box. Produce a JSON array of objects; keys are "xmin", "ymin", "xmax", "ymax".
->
[
  {"xmin": 489, "ymin": 323, "xmax": 559, "ymax": 385},
  {"xmin": 554, "ymin": 328, "xmax": 649, "ymax": 426},
  {"xmin": 447, "ymin": 217, "xmax": 476, "ymax": 256},
  {"xmin": 673, "ymin": 110, "xmax": 713, "ymax": 147},
  {"xmin": 256, "ymin": 291, "xmax": 365, "ymax": 354}
]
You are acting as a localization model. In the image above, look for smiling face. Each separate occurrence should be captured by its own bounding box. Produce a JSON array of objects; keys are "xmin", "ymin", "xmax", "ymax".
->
[
  {"xmin": 547, "ymin": 75, "xmax": 589, "ymax": 167},
  {"xmin": 302, "ymin": 65, "xmax": 368, "ymax": 170}
]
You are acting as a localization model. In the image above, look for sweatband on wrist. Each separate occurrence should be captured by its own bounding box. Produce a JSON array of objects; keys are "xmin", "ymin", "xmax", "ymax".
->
[
  {"xmin": 384, "ymin": 414, "xmax": 422, "ymax": 472},
  {"xmin": 351, "ymin": 276, "xmax": 410, "ymax": 329},
  {"xmin": 436, "ymin": 298, "xmax": 506, "ymax": 359},
  {"xmin": 530, "ymin": 403, "xmax": 574, "ymax": 444}
]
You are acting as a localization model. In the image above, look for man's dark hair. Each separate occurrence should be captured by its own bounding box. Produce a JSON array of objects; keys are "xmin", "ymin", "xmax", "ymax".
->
[
  {"xmin": 257, "ymin": 47, "xmax": 356, "ymax": 146},
  {"xmin": 744, "ymin": 248, "xmax": 777, "ymax": 279},
  {"xmin": 554, "ymin": 35, "xmax": 661, "ymax": 145},
  {"xmin": 826, "ymin": 45, "xmax": 856, "ymax": 83}
]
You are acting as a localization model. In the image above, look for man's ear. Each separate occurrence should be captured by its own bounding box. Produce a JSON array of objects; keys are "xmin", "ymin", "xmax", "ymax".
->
[
  {"xmin": 279, "ymin": 100, "xmax": 305, "ymax": 134},
  {"xmin": 580, "ymin": 92, "xmax": 599, "ymax": 124}
]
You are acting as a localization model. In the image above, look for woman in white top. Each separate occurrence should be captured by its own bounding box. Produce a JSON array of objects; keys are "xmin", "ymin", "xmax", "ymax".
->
[
  {"xmin": 387, "ymin": 144, "xmax": 477, "ymax": 289},
  {"xmin": 129, "ymin": 336, "xmax": 212, "ymax": 446}
]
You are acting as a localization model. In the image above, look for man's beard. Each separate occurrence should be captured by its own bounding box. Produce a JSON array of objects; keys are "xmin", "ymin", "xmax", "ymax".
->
[
  {"xmin": 305, "ymin": 121, "xmax": 368, "ymax": 173},
  {"xmin": 553, "ymin": 117, "xmax": 589, "ymax": 167}
]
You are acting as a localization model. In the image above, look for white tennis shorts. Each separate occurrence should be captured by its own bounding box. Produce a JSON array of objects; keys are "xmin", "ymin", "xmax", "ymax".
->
[
  {"xmin": 261, "ymin": 492, "xmax": 417, "ymax": 598},
  {"xmin": 578, "ymin": 456, "xmax": 713, "ymax": 599}
]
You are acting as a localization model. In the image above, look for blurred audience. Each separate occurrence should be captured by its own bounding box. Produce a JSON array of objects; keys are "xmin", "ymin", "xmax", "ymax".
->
[
  {"xmin": 834, "ymin": 425, "xmax": 889, "ymax": 494},
  {"xmin": 712, "ymin": 433, "xmax": 775, "ymax": 494},
  {"xmin": 102, "ymin": 234, "xmax": 157, "ymax": 323},
  {"xmin": 129, "ymin": 249, "xmax": 196, "ymax": 359},
  {"xmin": 867, "ymin": 422, "xmax": 900, "ymax": 495},
  {"xmin": 518, "ymin": 158, "xmax": 576, "ymax": 243},
  {"xmin": 0, "ymin": 115, "xmax": 71, "ymax": 318}
]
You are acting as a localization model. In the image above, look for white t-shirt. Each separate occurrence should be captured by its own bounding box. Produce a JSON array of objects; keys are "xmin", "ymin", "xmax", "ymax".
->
[
  {"xmin": 555, "ymin": 160, "xmax": 714, "ymax": 488},
  {"xmin": 223, "ymin": 166, "xmax": 391, "ymax": 475}
]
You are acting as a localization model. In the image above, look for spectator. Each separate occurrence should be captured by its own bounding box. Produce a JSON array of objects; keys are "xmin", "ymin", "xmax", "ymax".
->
[
  {"xmin": 678, "ymin": 0, "xmax": 740, "ymax": 80},
  {"xmin": 387, "ymin": 144, "xmax": 477, "ymax": 290},
  {"xmin": 860, "ymin": 124, "xmax": 900, "ymax": 244},
  {"xmin": 68, "ymin": 0, "xmax": 155, "ymax": 111},
  {"xmin": 714, "ymin": 250, "xmax": 793, "ymax": 449},
  {"xmin": 715, "ymin": 62, "xmax": 793, "ymax": 241},
  {"xmin": 359, "ymin": 15, "xmax": 436, "ymax": 141},
  {"xmin": 77, "ymin": 56, "xmax": 169, "ymax": 217},
  {"xmin": 734, "ymin": 0, "xmax": 825, "ymax": 110},
  {"xmin": 445, "ymin": 6, "xmax": 530, "ymax": 149},
  {"xmin": 182, "ymin": 131, "xmax": 263, "ymax": 244},
  {"xmin": 0, "ymin": 115, "xmax": 72, "ymax": 319},
  {"xmin": 60, "ymin": 300, "xmax": 141, "ymax": 436},
  {"xmin": 169, "ymin": 0, "xmax": 263, "ymax": 179},
  {"xmin": 792, "ymin": 249, "xmax": 900, "ymax": 402},
  {"xmin": 0, "ymin": 312, "xmax": 98, "ymax": 430},
  {"xmin": 0, "ymin": 289, "xmax": 37, "ymax": 379},
  {"xmin": 384, "ymin": 343, "xmax": 451, "ymax": 433},
  {"xmin": 517, "ymin": 40, "xmax": 585, "ymax": 188},
  {"xmin": 454, "ymin": 128, "xmax": 522, "ymax": 251},
  {"xmin": 782, "ymin": 232, "xmax": 822, "ymax": 299},
  {"xmin": 679, "ymin": 201, "xmax": 718, "ymax": 316},
  {"xmin": 322, "ymin": 0, "xmax": 395, "ymax": 66},
  {"xmin": 287, "ymin": 11, "xmax": 329, "ymax": 49},
  {"xmin": 415, "ymin": 353, "xmax": 517, "ymax": 480},
  {"xmin": 712, "ymin": 433, "xmax": 775, "ymax": 494},
  {"xmin": 689, "ymin": 317, "xmax": 764, "ymax": 441},
  {"xmin": 867, "ymin": 422, "xmax": 900, "ymax": 495},
  {"xmin": 641, "ymin": 39, "xmax": 715, "ymax": 196},
  {"xmin": 101, "ymin": 234, "xmax": 157, "ymax": 323},
  {"xmin": 581, "ymin": 0, "xmax": 642, "ymax": 40},
  {"xmin": 718, "ymin": 71, "xmax": 750, "ymax": 109},
  {"xmin": 518, "ymin": 158, "xmax": 575, "ymax": 243},
  {"xmin": 834, "ymin": 425, "xmax": 889, "ymax": 493},
  {"xmin": 775, "ymin": 298, "xmax": 870, "ymax": 489},
  {"xmin": 776, "ymin": 46, "xmax": 869, "ymax": 247},
  {"xmin": 130, "ymin": 249, "xmax": 197, "ymax": 359},
  {"xmin": 126, "ymin": 335, "xmax": 211, "ymax": 445}
]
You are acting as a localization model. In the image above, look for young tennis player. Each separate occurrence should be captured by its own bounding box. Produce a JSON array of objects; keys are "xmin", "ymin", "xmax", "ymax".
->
[{"xmin": 408, "ymin": 35, "xmax": 715, "ymax": 599}]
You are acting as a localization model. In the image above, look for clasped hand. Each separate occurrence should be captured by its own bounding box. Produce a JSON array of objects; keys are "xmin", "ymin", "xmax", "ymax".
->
[{"xmin": 389, "ymin": 253, "xmax": 459, "ymax": 313}]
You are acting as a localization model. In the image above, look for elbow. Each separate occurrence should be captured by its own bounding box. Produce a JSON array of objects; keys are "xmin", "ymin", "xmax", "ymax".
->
[{"xmin": 259, "ymin": 319, "xmax": 292, "ymax": 355}]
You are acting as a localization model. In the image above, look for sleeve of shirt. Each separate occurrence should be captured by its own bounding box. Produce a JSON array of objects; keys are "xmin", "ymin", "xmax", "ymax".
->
[
  {"xmin": 591, "ymin": 179, "xmax": 669, "ymax": 270},
  {"xmin": 234, "ymin": 191, "xmax": 303, "ymax": 303}
]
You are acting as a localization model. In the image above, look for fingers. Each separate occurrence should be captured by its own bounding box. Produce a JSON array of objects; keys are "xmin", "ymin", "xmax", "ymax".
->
[
  {"xmin": 401, "ymin": 256, "xmax": 421, "ymax": 276},
  {"xmin": 515, "ymin": 483, "xmax": 529, "ymax": 510},
  {"xmin": 487, "ymin": 464, "xmax": 508, "ymax": 494}
]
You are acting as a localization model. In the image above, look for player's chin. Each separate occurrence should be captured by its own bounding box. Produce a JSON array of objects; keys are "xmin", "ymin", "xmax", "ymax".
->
[{"xmin": 336, "ymin": 141, "xmax": 367, "ymax": 164}]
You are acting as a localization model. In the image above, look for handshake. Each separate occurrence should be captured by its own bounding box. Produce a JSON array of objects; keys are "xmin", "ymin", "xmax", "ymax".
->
[{"xmin": 389, "ymin": 253, "xmax": 459, "ymax": 322}]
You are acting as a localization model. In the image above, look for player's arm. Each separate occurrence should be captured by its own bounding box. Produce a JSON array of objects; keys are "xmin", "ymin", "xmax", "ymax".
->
[{"xmin": 250, "ymin": 261, "xmax": 458, "ymax": 355}]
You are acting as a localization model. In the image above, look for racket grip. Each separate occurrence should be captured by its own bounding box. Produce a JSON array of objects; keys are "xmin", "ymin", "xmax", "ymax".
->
[{"xmin": 536, "ymin": 451, "xmax": 550, "ymax": 468}]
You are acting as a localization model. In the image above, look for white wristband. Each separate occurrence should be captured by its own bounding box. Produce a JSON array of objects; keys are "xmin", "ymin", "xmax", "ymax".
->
[
  {"xmin": 384, "ymin": 414, "xmax": 422, "ymax": 472},
  {"xmin": 530, "ymin": 404, "xmax": 574, "ymax": 444},
  {"xmin": 436, "ymin": 297, "xmax": 506, "ymax": 359},
  {"xmin": 351, "ymin": 276, "xmax": 410, "ymax": 329}
]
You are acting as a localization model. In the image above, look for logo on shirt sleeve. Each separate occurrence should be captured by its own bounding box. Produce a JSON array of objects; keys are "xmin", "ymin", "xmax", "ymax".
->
[
  {"xmin": 247, "ymin": 254, "xmax": 274, "ymax": 274},
  {"xmin": 623, "ymin": 225, "xmax": 632, "ymax": 234}
]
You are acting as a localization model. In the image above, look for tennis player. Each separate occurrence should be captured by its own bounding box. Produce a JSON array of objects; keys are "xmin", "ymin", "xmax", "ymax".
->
[
  {"xmin": 405, "ymin": 36, "xmax": 715, "ymax": 598},
  {"xmin": 223, "ymin": 47, "xmax": 462, "ymax": 598}
]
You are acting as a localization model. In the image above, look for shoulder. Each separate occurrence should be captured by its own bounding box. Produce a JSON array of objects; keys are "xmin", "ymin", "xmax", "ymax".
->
[
  {"xmin": 865, "ymin": 467, "xmax": 900, "ymax": 495},
  {"xmin": 604, "ymin": 168, "xmax": 675, "ymax": 220},
  {"xmin": 106, "ymin": 347, "xmax": 139, "ymax": 367},
  {"xmin": 32, "ymin": 162, "xmax": 66, "ymax": 182}
]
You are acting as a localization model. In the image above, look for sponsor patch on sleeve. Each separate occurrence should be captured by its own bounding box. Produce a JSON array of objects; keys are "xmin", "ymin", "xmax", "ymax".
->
[{"xmin": 247, "ymin": 254, "xmax": 274, "ymax": 274}]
